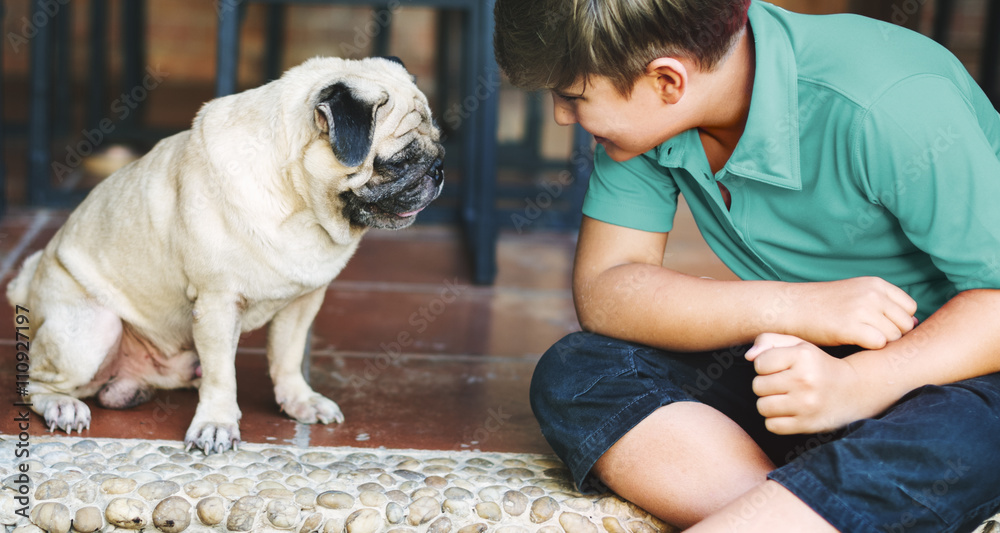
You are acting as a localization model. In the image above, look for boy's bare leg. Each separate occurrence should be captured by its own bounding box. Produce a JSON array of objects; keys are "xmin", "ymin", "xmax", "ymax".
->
[
  {"xmin": 592, "ymin": 402, "xmax": 776, "ymax": 528},
  {"xmin": 685, "ymin": 480, "xmax": 837, "ymax": 532}
]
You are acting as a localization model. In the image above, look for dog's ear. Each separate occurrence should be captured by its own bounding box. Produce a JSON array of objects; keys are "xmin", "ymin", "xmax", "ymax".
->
[
  {"xmin": 381, "ymin": 56, "xmax": 406, "ymax": 69},
  {"xmin": 314, "ymin": 82, "xmax": 375, "ymax": 167}
]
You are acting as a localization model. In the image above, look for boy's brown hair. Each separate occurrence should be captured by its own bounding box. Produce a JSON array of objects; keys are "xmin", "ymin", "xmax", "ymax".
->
[{"xmin": 494, "ymin": 0, "xmax": 751, "ymax": 97}]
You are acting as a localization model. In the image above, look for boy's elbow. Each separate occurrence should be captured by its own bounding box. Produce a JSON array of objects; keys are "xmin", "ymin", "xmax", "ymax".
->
[{"xmin": 573, "ymin": 293, "xmax": 612, "ymax": 336}]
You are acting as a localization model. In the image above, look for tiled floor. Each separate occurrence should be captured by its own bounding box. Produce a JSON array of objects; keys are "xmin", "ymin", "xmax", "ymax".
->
[{"xmin": 0, "ymin": 202, "xmax": 733, "ymax": 455}]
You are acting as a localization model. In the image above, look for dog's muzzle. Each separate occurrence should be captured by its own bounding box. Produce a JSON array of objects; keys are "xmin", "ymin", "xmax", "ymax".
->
[{"xmin": 341, "ymin": 153, "xmax": 445, "ymax": 230}]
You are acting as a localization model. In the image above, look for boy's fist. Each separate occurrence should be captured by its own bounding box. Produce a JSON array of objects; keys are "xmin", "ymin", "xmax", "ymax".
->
[
  {"xmin": 746, "ymin": 333, "xmax": 890, "ymax": 435},
  {"xmin": 784, "ymin": 276, "xmax": 918, "ymax": 350}
]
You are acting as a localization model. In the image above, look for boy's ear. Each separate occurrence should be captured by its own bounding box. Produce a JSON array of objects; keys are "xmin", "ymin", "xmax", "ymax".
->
[{"xmin": 645, "ymin": 57, "xmax": 687, "ymax": 105}]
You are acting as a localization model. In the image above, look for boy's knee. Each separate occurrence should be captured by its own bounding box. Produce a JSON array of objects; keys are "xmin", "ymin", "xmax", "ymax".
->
[
  {"xmin": 530, "ymin": 332, "xmax": 591, "ymax": 406},
  {"xmin": 530, "ymin": 331, "xmax": 640, "ymax": 414}
]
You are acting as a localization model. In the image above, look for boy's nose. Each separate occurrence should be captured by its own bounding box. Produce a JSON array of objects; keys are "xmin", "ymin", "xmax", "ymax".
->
[{"xmin": 552, "ymin": 99, "xmax": 577, "ymax": 126}]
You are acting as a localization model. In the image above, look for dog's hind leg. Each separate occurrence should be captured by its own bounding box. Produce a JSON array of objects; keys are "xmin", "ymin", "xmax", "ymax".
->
[
  {"xmin": 27, "ymin": 299, "xmax": 123, "ymax": 434},
  {"xmin": 268, "ymin": 287, "xmax": 344, "ymax": 424}
]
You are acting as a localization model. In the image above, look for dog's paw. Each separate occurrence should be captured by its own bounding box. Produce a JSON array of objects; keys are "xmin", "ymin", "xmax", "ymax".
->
[
  {"xmin": 184, "ymin": 421, "xmax": 241, "ymax": 454},
  {"xmin": 280, "ymin": 393, "xmax": 345, "ymax": 425},
  {"xmin": 35, "ymin": 394, "xmax": 91, "ymax": 434}
]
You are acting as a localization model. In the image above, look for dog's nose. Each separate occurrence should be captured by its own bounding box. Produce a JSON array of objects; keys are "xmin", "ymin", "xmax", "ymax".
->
[{"xmin": 429, "ymin": 159, "xmax": 444, "ymax": 185}]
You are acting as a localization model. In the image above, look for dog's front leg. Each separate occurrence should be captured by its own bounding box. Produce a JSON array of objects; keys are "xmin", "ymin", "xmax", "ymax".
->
[
  {"xmin": 268, "ymin": 287, "xmax": 344, "ymax": 425},
  {"xmin": 185, "ymin": 293, "xmax": 243, "ymax": 453}
]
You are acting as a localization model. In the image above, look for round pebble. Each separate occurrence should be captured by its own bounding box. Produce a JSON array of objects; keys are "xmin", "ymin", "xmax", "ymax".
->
[
  {"xmin": 345, "ymin": 508, "xmax": 383, "ymax": 533},
  {"xmin": 138, "ymin": 480, "xmax": 180, "ymax": 500},
  {"xmin": 100, "ymin": 477, "xmax": 137, "ymax": 495},
  {"xmin": 203, "ymin": 473, "xmax": 230, "ymax": 485},
  {"xmin": 184, "ymin": 479, "xmax": 215, "ymax": 498},
  {"xmin": 302, "ymin": 512, "xmax": 324, "ymax": 532},
  {"xmin": 196, "ymin": 496, "xmax": 226, "ymax": 526},
  {"xmin": 626, "ymin": 520, "xmax": 660, "ymax": 533},
  {"xmin": 475, "ymin": 502, "xmax": 502, "ymax": 521},
  {"xmin": 411, "ymin": 487, "xmax": 440, "ymax": 500},
  {"xmin": 360, "ymin": 490, "xmax": 388, "ymax": 507},
  {"xmin": 425, "ymin": 475, "xmax": 448, "ymax": 489},
  {"xmin": 73, "ymin": 506, "xmax": 103, "ymax": 532},
  {"xmin": 478, "ymin": 486, "xmax": 502, "ymax": 502},
  {"xmin": 317, "ymin": 490, "xmax": 355, "ymax": 510},
  {"xmin": 457, "ymin": 524, "xmax": 488, "ymax": 533},
  {"xmin": 153, "ymin": 496, "xmax": 192, "ymax": 532},
  {"xmin": 296, "ymin": 487, "xmax": 318, "ymax": 508},
  {"xmin": 35, "ymin": 479, "xmax": 69, "ymax": 500},
  {"xmin": 564, "ymin": 497, "xmax": 594, "ymax": 512},
  {"xmin": 385, "ymin": 490, "xmax": 409, "ymax": 504},
  {"xmin": 408, "ymin": 496, "xmax": 441, "ymax": 526},
  {"xmin": 443, "ymin": 499, "xmax": 470, "ymax": 517},
  {"xmin": 267, "ymin": 498, "xmax": 299, "ymax": 529},
  {"xmin": 30, "ymin": 501, "xmax": 71, "ymax": 533},
  {"xmin": 386, "ymin": 502, "xmax": 405, "ymax": 524},
  {"xmin": 531, "ymin": 496, "xmax": 559, "ymax": 523},
  {"xmin": 259, "ymin": 487, "xmax": 296, "ymax": 500},
  {"xmin": 105, "ymin": 497, "xmax": 149, "ymax": 529},
  {"xmin": 218, "ymin": 482, "xmax": 249, "ymax": 501},
  {"xmin": 428, "ymin": 516, "xmax": 454, "ymax": 533},
  {"xmin": 559, "ymin": 512, "xmax": 598, "ymax": 533},
  {"xmin": 502, "ymin": 490, "xmax": 529, "ymax": 517},
  {"xmin": 72, "ymin": 480, "xmax": 98, "ymax": 504},
  {"xmin": 602, "ymin": 516, "xmax": 628, "ymax": 533},
  {"xmin": 444, "ymin": 487, "xmax": 473, "ymax": 500},
  {"xmin": 227, "ymin": 495, "xmax": 265, "ymax": 532}
]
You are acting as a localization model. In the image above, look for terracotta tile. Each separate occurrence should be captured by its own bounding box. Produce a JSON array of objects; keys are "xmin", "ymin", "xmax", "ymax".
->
[
  {"xmin": 308, "ymin": 283, "xmax": 575, "ymax": 358},
  {"xmin": 338, "ymin": 226, "xmax": 472, "ymax": 285},
  {"xmin": 495, "ymin": 231, "xmax": 575, "ymax": 290},
  {"xmin": 305, "ymin": 353, "xmax": 553, "ymax": 455}
]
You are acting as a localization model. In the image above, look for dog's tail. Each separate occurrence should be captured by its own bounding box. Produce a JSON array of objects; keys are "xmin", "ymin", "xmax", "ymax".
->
[{"xmin": 6, "ymin": 250, "xmax": 42, "ymax": 307}]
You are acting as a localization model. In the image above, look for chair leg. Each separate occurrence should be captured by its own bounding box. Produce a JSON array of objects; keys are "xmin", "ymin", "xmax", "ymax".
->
[
  {"xmin": 27, "ymin": 0, "xmax": 53, "ymax": 206},
  {"xmin": 981, "ymin": 0, "xmax": 1000, "ymax": 109}
]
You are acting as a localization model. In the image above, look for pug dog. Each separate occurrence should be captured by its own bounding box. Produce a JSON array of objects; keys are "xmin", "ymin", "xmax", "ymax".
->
[{"xmin": 5, "ymin": 56, "xmax": 444, "ymax": 453}]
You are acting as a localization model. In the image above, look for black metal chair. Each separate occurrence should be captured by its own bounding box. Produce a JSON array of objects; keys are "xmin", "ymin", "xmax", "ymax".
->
[{"xmin": 9, "ymin": 0, "xmax": 1000, "ymax": 277}]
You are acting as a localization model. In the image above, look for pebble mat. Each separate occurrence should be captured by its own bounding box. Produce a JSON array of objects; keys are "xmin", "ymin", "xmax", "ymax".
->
[{"xmin": 0, "ymin": 437, "xmax": 676, "ymax": 533}]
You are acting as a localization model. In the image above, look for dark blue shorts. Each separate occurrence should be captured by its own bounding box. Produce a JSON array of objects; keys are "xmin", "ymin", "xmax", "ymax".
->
[{"xmin": 531, "ymin": 332, "xmax": 1000, "ymax": 533}]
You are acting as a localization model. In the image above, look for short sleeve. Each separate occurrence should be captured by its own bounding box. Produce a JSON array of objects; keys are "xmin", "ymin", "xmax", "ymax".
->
[
  {"xmin": 855, "ymin": 75, "xmax": 1000, "ymax": 291},
  {"xmin": 581, "ymin": 145, "xmax": 680, "ymax": 233}
]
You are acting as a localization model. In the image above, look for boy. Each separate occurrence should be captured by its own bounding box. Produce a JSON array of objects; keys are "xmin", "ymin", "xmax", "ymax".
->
[{"xmin": 494, "ymin": 1, "xmax": 1000, "ymax": 531}]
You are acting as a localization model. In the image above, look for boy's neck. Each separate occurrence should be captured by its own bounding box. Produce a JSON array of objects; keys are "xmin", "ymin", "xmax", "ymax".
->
[{"xmin": 696, "ymin": 25, "xmax": 756, "ymax": 168}]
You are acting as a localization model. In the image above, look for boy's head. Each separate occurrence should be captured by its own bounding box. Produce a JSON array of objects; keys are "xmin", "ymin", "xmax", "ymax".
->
[{"xmin": 494, "ymin": 0, "xmax": 751, "ymax": 97}]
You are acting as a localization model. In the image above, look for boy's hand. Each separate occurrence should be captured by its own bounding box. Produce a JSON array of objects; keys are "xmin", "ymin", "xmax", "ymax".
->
[
  {"xmin": 786, "ymin": 277, "xmax": 918, "ymax": 350},
  {"xmin": 745, "ymin": 333, "xmax": 891, "ymax": 435}
]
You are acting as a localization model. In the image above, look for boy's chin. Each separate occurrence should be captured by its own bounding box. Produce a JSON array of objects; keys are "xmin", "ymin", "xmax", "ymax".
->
[{"xmin": 602, "ymin": 145, "xmax": 643, "ymax": 162}]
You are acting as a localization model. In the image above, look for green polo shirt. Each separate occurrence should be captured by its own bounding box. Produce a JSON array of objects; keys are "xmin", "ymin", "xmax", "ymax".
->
[{"xmin": 582, "ymin": 0, "xmax": 1000, "ymax": 320}]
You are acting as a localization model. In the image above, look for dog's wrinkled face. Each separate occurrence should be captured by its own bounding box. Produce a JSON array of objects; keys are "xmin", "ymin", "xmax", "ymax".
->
[{"xmin": 309, "ymin": 58, "xmax": 444, "ymax": 231}]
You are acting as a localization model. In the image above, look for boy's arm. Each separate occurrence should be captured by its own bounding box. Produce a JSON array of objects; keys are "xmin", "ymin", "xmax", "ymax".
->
[
  {"xmin": 748, "ymin": 288, "xmax": 1000, "ymax": 435},
  {"xmin": 574, "ymin": 216, "xmax": 918, "ymax": 352}
]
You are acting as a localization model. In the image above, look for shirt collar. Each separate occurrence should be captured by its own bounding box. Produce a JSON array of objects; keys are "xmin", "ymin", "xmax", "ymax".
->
[{"xmin": 655, "ymin": 1, "xmax": 803, "ymax": 190}]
